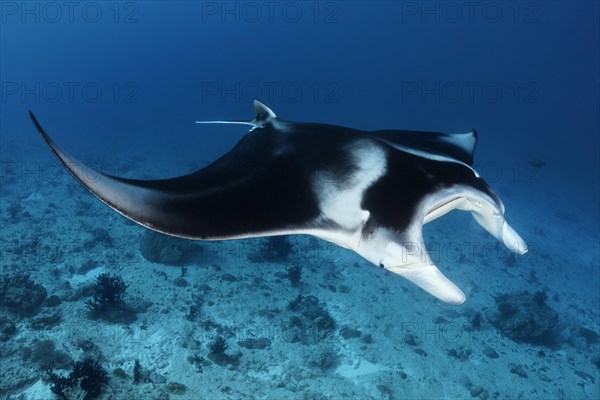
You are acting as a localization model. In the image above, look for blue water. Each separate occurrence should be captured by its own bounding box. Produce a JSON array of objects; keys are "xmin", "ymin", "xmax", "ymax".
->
[{"xmin": 1, "ymin": 2, "xmax": 598, "ymax": 399}]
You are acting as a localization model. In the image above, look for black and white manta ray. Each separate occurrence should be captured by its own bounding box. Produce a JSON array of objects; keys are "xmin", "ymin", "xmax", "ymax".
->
[{"xmin": 29, "ymin": 101, "xmax": 527, "ymax": 305}]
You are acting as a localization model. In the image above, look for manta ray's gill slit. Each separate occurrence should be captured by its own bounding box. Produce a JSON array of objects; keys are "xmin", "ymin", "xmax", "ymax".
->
[{"xmin": 424, "ymin": 196, "xmax": 460, "ymax": 218}]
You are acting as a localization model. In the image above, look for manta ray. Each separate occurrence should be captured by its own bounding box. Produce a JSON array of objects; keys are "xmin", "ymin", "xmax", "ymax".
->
[{"xmin": 29, "ymin": 101, "xmax": 527, "ymax": 305}]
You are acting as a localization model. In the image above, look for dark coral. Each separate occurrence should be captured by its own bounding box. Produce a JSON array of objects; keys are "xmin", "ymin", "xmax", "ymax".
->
[
  {"xmin": 447, "ymin": 346, "xmax": 473, "ymax": 361},
  {"xmin": 84, "ymin": 228, "xmax": 113, "ymax": 249},
  {"xmin": 166, "ymin": 382, "xmax": 187, "ymax": 395},
  {"xmin": 248, "ymin": 236, "xmax": 292, "ymax": 263},
  {"xmin": 30, "ymin": 312, "xmax": 62, "ymax": 330},
  {"xmin": 139, "ymin": 230, "xmax": 197, "ymax": 265},
  {"xmin": 85, "ymin": 273, "xmax": 129, "ymax": 313},
  {"xmin": 287, "ymin": 265, "xmax": 302, "ymax": 287},
  {"xmin": 469, "ymin": 312, "xmax": 482, "ymax": 331},
  {"xmin": 48, "ymin": 357, "xmax": 108, "ymax": 400},
  {"xmin": 237, "ymin": 338, "xmax": 271, "ymax": 350},
  {"xmin": 283, "ymin": 295, "xmax": 336, "ymax": 344},
  {"xmin": 533, "ymin": 289, "xmax": 548, "ymax": 306},
  {"xmin": 1, "ymin": 274, "xmax": 47, "ymax": 316},
  {"xmin": 22, "ymin": 339, "xmax": 71, "ymax": 370},
  {"xmin": 308, "ymin": 349, "xmax": 340, "ymax": 371},
  {"xmin": 579, "ymin": 327, "xmax": 600, "ymax": 344},
  {"xmin": 0, "ymin": 315, "xmax": 17, "ymax": 342},
  {"xmin": 287, "ymin": 294, "xmax": 304, "ymax": 311},
  {"xmin": 133, "ymin": 359, "xmax": 142, "ymax": 384},
  {"xmin": 490, "ymin": 291, "xmax": 559, "ymax": 347},
  {"xmin": 340, "ymin": 327, "xmax": 361, "ymax": 340},
  {"xmin": 207, "ymin": 337, "xmax": 241, "ymax": 367},
  {"xmin": 84, "ymin": 273, "xmax": 135, "ymax": 323},
  {"xmin": 208, "ymin": 337, "xmax": 228, "ymax": 355}
]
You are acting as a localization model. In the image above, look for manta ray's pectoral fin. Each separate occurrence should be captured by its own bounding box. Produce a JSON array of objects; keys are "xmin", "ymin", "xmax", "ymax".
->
[
  {"xmin": 29, "ymin": 106, "xmax": 311, "ymax": 240},
  {"xmin": 195, "ymin": 100, "xmax": 277, "ymax": 131},
  {"xmin": 29, "ymin": 110, "xmax": 175, "ymax": 236}
]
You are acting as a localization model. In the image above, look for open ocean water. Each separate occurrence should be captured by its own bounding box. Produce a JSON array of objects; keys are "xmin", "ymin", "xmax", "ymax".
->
[{"xmin": 1, "ymin": 1, "xmax": 599, "ymax": 399}]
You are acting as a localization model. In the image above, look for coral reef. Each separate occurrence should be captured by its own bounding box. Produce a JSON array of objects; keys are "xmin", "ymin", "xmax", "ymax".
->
[
  {"xmin": 287, "ymin": 265, "xmax": 302, "ymax": 287},
  {"xmin": 447, "ymin": 346, "xmax": 473, "ymax": 361},
  {"xmin": 166, "ymin": 382, "xmax": 187, "ymax": 395},
  {"xmin": 340, "ymin": 327, "xmax": 361, "ymax": 340},
  {"xmin": 248, "ymin": 236, "xmax": 292, "ymax": 263},
  {"xmin": 22, "ymin": 339, "xmax": 71, "ymax": 370},
  {"xmin": 85, "ymin": 273, "xmax": 129, "ymax": 313},
  {"xmin": 132, "ymin": 359, "xmax": 142, "ymax": 384},
  {"xmin": 209, "ymin": 336, "xmax": 228, "ymax": 354},
  {"xmin": 207, "ymin": 337, "xmax": 241, "ymax": 367},
  {"xmin": 85, "ymin": 273, "xmax": 136, "ymax": 323},
  {"xmin": 237, "ymin": 337, "xmax": 272, "ymax": 350},
  {"xmin": 0, "ymin": 315, "xmax": 17, "ymax": 342},
  {"xmin": 468, "ymin": 311, "xmax": 482, "ymax": 331},
  {"xmin": 307, "ymin": 349, "xmax": 340, "ymax": 372},
  {"xmin": 578, "ymin": 327, "xmax": 599, "ymax": 344},
  {"xmin": 30, "ymin": 312, "xmax": 62, "ymax": 331},
  {"xmin": 48, "ymin": 357, "xmax": 108, "ymax": 400},
  {"xmin": 1, "ymin": 274, "xmax": 47, "ymax": 316},
  {"xmin": 139, "ymin": 230, "xmax": 198, "ymax": 265},
  {"xmin": 283, "ymin": 295, "xmax": 336, "ymax": 345},
  {"xmin": 84, "ymin": 228, "xmax": 113, "ymax": 249},
  {"xmin": 490, "ymin": 291, "xmax": 559, "ymax": 347}
]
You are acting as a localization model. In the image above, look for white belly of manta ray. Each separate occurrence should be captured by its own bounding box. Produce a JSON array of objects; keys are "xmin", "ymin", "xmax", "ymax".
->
[{"xmin": 29, "ymin": 100, "xmax": 528, "ymax": 306}]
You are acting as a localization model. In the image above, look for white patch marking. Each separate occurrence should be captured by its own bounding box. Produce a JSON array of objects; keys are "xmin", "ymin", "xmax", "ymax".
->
[{"xmin": 312, "ymin": 141, "xmax": 387, "ymax": 233}]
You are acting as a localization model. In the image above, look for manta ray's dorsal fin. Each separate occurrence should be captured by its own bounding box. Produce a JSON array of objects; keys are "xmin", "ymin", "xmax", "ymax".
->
[
  {"xmin": 253, "ymin": 99, "xmax": 277, "ymax": 122},
  {"xmin": 195, "ymin": 100, "xmax": 277, "ymax": 131}
]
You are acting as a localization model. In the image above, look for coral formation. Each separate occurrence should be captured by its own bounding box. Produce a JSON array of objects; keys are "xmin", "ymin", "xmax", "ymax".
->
[
  {"xmin": 1, "ymin": 274, "xmax": 47, "ymax": 316},
  {"xmin": 209, "ymin": 336, "xmax": 228, "ymax": 354},
  {"xmin": 132, "ymin": 359, "xmax": 142, "ymax": 384},
  {"xmin": 85, "ymin": 273, "xmax": 129, "ymax": 313},
  {"xmin": 0, "ymin": 316, "xmax": 17, "ymax": 342},
  {"xmin": 248, "ymin": 236, "xmax": 292, "ymax": 263},
  {"xmin": 85, "ymin": 273, "xmax": 135, "ymax": 323},
  {"xmin": 139, "ymin": 230, "xmax": 198, "ymax": 265},
  {"xmin": 237, "ymin": 337, "xmax": 272, "ymax": 350},
  {"xmin": 283, "ymin": 295, "xmax": 336, "ymax": 345},
  {"xmin": 48, "ymin": 357, "xmax": 108, "ymax": 400},
  {"xmin": 22, "ymin": 339, "xmax": 71, "ymax": 370},
  {"xmin": 308, "ymin": 349, "xmax": 340, "ymax": 372},
  {"xmin": 490, "ymin": 291, "xmax": 559, "ymax": 347},
  {"xmin": 287, "ymin": 265, "xmax": 302, "ymax": 287},
  {"xmin": 207, "ymin": 336, "xmax": 242, "ymax": 367},
  {"xmin": 84, "ymin": 228, "xmax": 113, "ymax": 249}
]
